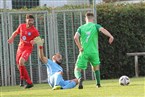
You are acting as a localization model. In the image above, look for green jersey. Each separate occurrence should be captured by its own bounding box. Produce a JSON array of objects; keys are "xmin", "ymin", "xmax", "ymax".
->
[{"xmin": 77, "ymin": 22, "xmax": 102, "ymax": 54}]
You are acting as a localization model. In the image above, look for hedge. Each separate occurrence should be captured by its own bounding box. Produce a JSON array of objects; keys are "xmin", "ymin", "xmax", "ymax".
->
[{"xmin": 97, "ymin": 3, "xmax": 145, "ymax": 78}]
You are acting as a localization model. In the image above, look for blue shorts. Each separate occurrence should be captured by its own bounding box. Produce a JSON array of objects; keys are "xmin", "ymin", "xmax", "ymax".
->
[{"xmin": 48, "ymin": 73, "xmax": 76, "ymax": 89}]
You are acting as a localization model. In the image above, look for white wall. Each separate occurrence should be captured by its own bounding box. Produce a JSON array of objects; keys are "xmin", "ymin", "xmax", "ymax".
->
[
  {"xmin": 39, "ymin": 0, "xmax": 103, "ymax": 7},
  {"xmin": 67, "ymin": 0, "xmax": 89, "ymax": 5},
  {"xmin": 0, "ymin": 0, "xmax": 12, "ymax": 9},
  {"xmin": 0, "ymin": 0, "xmax": 103, "ymax": 9},
  {"xmin": 96, "ymin": 0, "xmax": 103, "ymax": 3},
  {"xmin": 39, "ymin": 0, "xmax": 68, "ymax": 7},
  {"xmin": 67, "ymin": 0, "xmax": 103, "ymax": 5},
  {"xmin": 0, "ymin": 0, "xmax": 4, "ymax": 9}
]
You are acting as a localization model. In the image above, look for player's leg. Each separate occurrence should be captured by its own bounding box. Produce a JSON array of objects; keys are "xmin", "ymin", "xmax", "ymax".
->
[
  {"xmin": 92, "ymin": 65, "xmax": 101, "ymax": 88},
  {"xmin": 16, "ymin": 48, "xmax": 25, "ymax": 87},
  {"xmin": 19, "ymin": 57, "xmax": 33, "ymax": 88},
  {"xmin": 19, "ymin": 49, "xmax": 33, "ymax": 89},
  {"xmin": 52, "ymin": 73, "xmax": 63, "ymax": 90},
  {"xmin": 74, "ymin": 67, "xmax": 84, "ymax": 89},
  {"xmin": 74, "ymin": 53, "xmax": 88, "ymax": 89},
  {"xmin": 74, "ymin": 67, "xmax": 82, "ymax": 80},
  {"xmin": 62, "ymin": 79, "xmax": 78, "ymax": 89},
  {"xmin": 53, "ymin": 73, "xmax": 63, "ymax": 86},
  {"xmin": 89, "ymin": 53, "xmax": 101, "ymax": 88},
  {"xmin": 47, "ymin": 77, "xmax": 54, "ymax": 88}
]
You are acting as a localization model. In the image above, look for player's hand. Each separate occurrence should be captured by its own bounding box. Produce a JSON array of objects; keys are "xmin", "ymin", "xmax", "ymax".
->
[
  {"xmin": 33, "ymin": 36, "xmax": 44, "ymax": 46},
  {"xmin": 79, "ymin": 47, "xmax": 83, "ymax": 52},
  {"xmin": 33, "ymin": 36, "xmax": 41, "ymax": 44},
  {"xmin": 109, "ymin": 36, "xmax": 114, "ymax": 44},
  {"xmin": 30, "ymin": 40, "xmax": 35, "ymax": 45},
  {"xmin": 39, "ymin": 39, "xmax": 44, "ymax": 46},
  {"xmin": 7, "ymin": 37, "xmax": 14, "ymax": 44}
]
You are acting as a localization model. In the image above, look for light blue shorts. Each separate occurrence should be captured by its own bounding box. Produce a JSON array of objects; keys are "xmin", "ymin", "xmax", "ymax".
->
[{"xmin": 48, "ymin": 73, "xmax": 76, "ymax": 89}]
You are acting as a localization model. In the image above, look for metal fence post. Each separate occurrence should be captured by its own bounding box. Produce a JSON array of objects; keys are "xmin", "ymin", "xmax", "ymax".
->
[{"xmin": 63, "ymin": 12, "xmax": 69, "ymax": 80}]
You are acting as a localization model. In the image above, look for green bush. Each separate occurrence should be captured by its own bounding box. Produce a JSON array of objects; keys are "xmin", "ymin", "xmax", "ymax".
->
[{"xmin": 97, "ymin": 3, "xmax": 145, "ymax": 78}]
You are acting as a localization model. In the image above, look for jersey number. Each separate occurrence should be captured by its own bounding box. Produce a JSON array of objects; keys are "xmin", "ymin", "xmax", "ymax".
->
[{"xmin": 86, "ymin": 32, "xmax": 90, "ymax": 43}]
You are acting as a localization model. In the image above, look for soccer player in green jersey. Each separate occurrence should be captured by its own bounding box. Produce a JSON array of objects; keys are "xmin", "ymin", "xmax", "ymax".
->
[{"xmin": 74, "ymin": 12, "xmax": 114, "ymax": 89}]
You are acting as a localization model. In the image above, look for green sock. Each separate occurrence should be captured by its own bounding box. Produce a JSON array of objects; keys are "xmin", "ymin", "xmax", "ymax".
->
[
  {"xmin": 94, "ymin": 70, "xmax": 101, "ymax": 85},
  {"xmin": 74, "ymin": 70, "xmax": 82, "ymax": 79}
]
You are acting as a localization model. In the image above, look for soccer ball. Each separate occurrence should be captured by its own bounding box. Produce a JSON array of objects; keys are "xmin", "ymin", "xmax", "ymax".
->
[{"xmin": 119, "ymin": 75, "xmax": 130, "ymax": 86}]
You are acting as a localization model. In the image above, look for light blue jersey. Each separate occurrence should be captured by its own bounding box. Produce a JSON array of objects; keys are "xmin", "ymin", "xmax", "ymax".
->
[
  {"xmin": 45, "ymin": 59, "xmax": 76, "ymax": 89},
  {"xmin": 46, "ymin": 59, "xmax": 63, "ymax": 77}
]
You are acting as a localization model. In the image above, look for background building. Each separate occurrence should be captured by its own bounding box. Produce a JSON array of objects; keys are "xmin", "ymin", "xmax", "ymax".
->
[
  {"xmin": 0, "ymin": 0, "xmax": 143, "ymax": 9},
  {"xmin": 0, "ymin": 0, "xmax": 12, "ymax": 9},
  {"xmin": 0, "ymin": 0, "xmax": 103, "ymax": 9}
]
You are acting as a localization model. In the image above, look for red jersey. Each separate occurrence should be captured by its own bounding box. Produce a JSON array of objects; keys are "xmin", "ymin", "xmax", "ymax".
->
[{"xmin": 16, "ymin": 23, "xmax": 39, "ymax": 48}]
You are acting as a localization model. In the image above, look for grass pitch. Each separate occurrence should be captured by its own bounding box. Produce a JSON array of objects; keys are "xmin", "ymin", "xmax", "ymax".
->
[{"xmin": 1, "ymin": 77, "xmax": 144, "ymax": 97}]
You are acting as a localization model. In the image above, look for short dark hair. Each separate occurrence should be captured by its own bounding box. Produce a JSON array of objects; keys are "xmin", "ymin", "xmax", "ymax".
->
[
  {"xmin": 85, "ymin": 12, "xmax": 94, "ymax": 19},
  {"xmin": 85, "ymin": 12, "xmax": 94, "ymax": 17},
  {"xmin": 26, "ymin": 14, "xmax": 34, "ymax": 19}
]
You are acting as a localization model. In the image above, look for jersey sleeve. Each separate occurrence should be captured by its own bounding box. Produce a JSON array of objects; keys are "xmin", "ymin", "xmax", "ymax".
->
[
  {"xmin": 76, "ymin": 27, "xmax": 81, "ymax": 35},
  {"xmin": 34, "ymin": 29, "xmax": 40, "ymax": 37},
  {"xmin": 96, "ymin": 24, "xmax": 102, "ymax": 32},
  {"xmin": 15, "ymin": 24, "xmax": 21, "ymax": 34},
  {"xmin": 48, "ymin": 59, "xmax": 52, "ymax": 66}
]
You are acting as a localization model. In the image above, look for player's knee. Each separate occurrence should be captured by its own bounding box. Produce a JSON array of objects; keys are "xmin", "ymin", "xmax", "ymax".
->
[
  {"xmin": 74, "ymin": 67, "xmax": 81, "ymax": 72},
  {"xmin": 92, "ymin": 65, "xmax": 99, "ymax": 71},
  {"xmin": 19, "ymin": 58, "xmax": 25, "ymax": 66},
  {"xmin": 73, "ymin": 79, "xmax": 78, "ymax": 84},
  {"xmin": 56, "ymin": 71, "xmax": 63, "ymax": 75}
]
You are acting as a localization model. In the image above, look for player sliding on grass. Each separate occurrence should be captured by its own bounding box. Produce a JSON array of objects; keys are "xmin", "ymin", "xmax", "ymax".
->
[
  {"xmin": 33, "ymin": 37, "xmax": 78, "ymax": 90},
  {"xmin": 74, "ymin": 12, "xmax": 114, "ymax": 89},
  {"xmin": 8, "ymin": 14, "xmax": 40, "ymax": 89}
]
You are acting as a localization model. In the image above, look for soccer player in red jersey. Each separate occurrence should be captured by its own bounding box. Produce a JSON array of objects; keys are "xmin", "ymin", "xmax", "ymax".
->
[{"xmin": 8, "ymin": 14, "xmax": 40, "ymax": 89}]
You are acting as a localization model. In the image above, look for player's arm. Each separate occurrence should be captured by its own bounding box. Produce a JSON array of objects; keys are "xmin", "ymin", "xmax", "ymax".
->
[
  {"xmin": 7, "ymin": 31, "xmax": 18, "ymax": 44},
  {"xmin": 33, "ymin": 37, "xmax": 48, "ymax": 64},
  {"xmin": 8, "ymin": 24, "xmax": 21, "ymax": 44},
  {"xmin": 39, "ymin": 45, "xmax": 48, "ymax": 64},
  {"xmin": 99, "ymin": 27, "xmax": 114, "ymax": 44},
  {"xmin": 74, "ymin": 32, "xmax": 83, "ymax": 52}
]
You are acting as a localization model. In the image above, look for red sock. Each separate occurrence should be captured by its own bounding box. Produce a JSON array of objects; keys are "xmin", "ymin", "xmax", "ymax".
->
[
  {"xmin": 19, "ymin": 66, "xmax": 24, "ymax": 80},
  {"xmin": 23, "ymin": 66, "xmax": 32, "ymax": 84}
]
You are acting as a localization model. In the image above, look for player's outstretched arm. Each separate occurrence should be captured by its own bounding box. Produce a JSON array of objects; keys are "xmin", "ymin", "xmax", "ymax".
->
[
  {"xmin": 99, "ymin": 27, "xmax": 114, "ymax": 44},
  {"xmin": 39, "ymin": 45, "xmax": 48, "ymax": 64},
  {"xmin": 33, "ymin": 37, "xmax": 48, "ymax": 64},
  {"xmin": 7, "ymin": 31, "xmax": 18, "ymax": 44}
]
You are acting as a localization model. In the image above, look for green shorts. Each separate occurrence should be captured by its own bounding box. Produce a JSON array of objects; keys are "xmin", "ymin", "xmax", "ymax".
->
[{"xmin": 75, "ymin": 52, "xmax": 100, "ymax": 70}]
